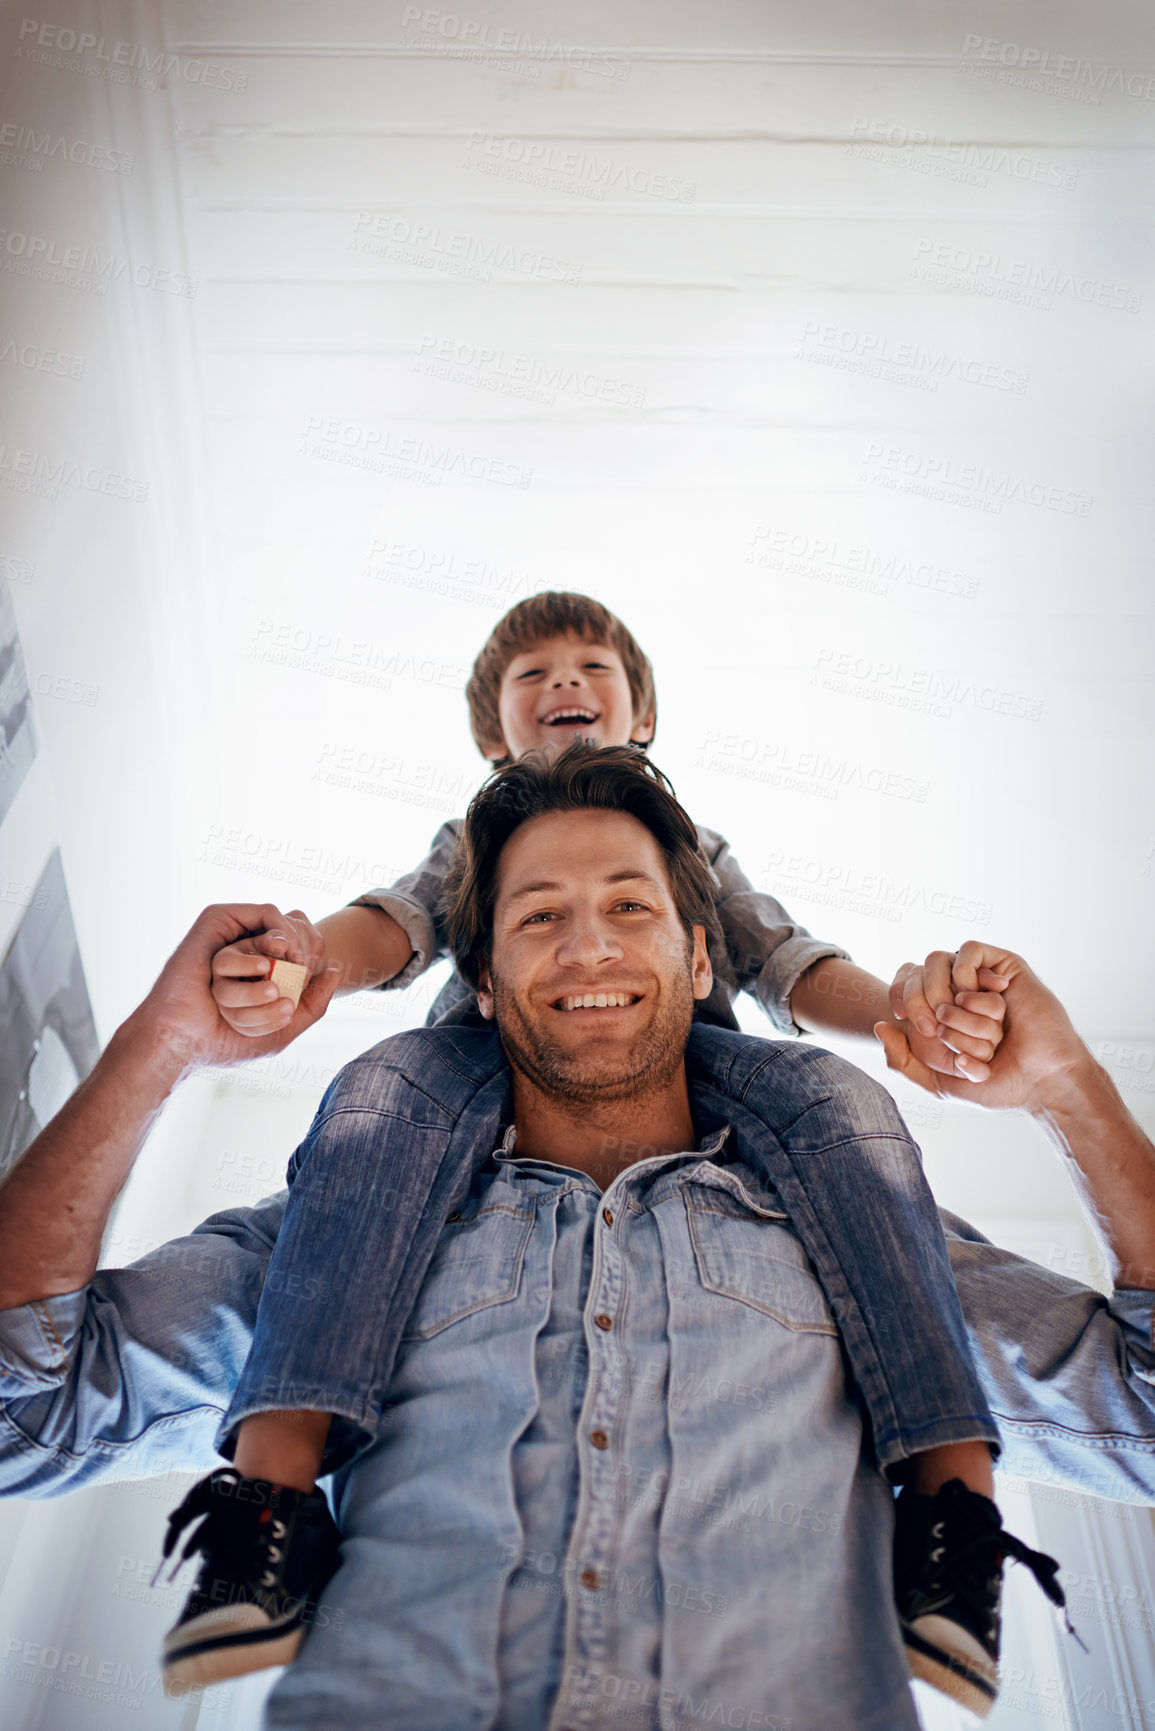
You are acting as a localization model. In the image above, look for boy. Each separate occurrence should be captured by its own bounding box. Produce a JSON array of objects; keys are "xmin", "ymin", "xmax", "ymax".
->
[
  {"xmin": 173, "ymin": 601, "xmax": 1028, "ymax": 1714},
  {"xmin": 214, "ymin": 593, "xmax": 1004, "ymax": 1075}
]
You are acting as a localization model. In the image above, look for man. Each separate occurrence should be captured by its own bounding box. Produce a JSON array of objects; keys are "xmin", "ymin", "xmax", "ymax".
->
[{"xmin": 0, "ymin": 752, "xmax": 1153, "ymax": 1729}]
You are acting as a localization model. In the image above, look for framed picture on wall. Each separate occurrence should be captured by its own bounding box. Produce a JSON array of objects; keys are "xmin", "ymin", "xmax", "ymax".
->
[
  {"xmin": 0, "ymin": 582, "xmax": 36, "ymax": 830},
  {"xmin": 0, "ymin": 848, "xmax": 98, "ymax": 1181}
]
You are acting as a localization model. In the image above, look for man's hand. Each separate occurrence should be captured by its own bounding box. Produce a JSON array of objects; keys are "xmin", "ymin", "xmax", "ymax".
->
[
  {"xmin": 877, "ymin": 946, "xmax": 1090, "ymax": 1111},
  {"xmin": 0, "ymin": 903, "xmax": 341, "ymax": 1308},
  {"xmin": 140, "ymin": 904, "xmax": 339, "ymax": 1075},
  {"xmin": 888, "ymin": 945, "xmax": 1010, "ymax": 1083},
  {"xmin": 877, "ymin": 946, "xmax": 1155, "ymax": 1288},
  {"xmin": 209, "ymin": 907, "xmax": 329, "ymax": 1040}
]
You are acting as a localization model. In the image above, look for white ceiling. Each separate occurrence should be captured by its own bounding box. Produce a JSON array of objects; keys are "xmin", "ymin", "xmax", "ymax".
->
[{"xmin": 2, "ymin": 0, "xmax": 1152, "ymax": 1156}]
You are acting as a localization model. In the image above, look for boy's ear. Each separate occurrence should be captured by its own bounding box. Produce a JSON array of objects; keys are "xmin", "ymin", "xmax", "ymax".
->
[
  {"xmin": 479, "ymin": 732, "xmax": 512, "ymax": 763},
  {"xmin": 477, "ymin": 965, "xmax": 495, "ymax": 1020},
  {"xmin": 631, "ymin": 706, "xmax": 656, "ymax": 746}
]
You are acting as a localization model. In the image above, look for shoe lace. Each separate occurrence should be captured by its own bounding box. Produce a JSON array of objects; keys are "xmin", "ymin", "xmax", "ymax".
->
[
  {"xmin": 931, "ymin": 1519, "xmax": 1089, "ymax": 1654},
  {"xmin": 997, "ymin": 1529, "xmax": 1089, "ymax": 1653},
  {"xmin": 151, "ymin": 1469, "xmax": 280, "ymax": 1592}
]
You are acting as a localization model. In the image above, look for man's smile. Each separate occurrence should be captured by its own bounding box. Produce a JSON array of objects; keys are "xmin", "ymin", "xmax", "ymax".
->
[{"xmin": 551, "ymin": 990, "xmax": 642, "ymax": 1013}]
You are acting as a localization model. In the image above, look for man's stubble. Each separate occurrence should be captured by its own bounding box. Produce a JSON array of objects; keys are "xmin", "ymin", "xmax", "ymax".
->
[{"xmin": 489, "ymin": 959, "xmax": 696, "ymax": 1112}]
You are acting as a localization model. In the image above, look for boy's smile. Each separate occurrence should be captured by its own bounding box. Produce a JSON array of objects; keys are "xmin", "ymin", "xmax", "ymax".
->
[{"xmin": 496, "ymin": 631, "xmax": 655, "ymax": 760}]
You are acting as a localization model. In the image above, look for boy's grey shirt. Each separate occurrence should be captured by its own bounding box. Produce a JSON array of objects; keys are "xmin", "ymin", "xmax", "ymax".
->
[{"xmin": 355, "ymin": 820, "xmax": 848, "ymax": 1033}]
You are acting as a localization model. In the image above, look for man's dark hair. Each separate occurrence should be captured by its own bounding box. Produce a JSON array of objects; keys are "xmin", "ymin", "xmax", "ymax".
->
[{"xmin": 444, "ymin": 740, "xmax": 722, "ymax": 990}]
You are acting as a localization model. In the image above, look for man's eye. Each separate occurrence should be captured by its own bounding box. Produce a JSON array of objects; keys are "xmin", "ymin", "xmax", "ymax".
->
[
  {"xmin": 615, "ymin": 901, "xmax": 647, "ymax": 913},
  {"xmin": 523, "ymin": 911, "xmax": 556, "ymax": 925}
]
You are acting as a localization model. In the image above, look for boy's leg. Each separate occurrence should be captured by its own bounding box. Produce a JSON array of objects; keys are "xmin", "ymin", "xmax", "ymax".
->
[
  {"xmin": 893, "ymin": 1468, "xmax": 1071, "ymax": 1722},
  {"xmin": 688, "ymin": 1029, "xmax": 1001, "ymax": 1476},
  {"xmin": 913, "ymin": 1439, "xmax": 994, "ymax": 1498},
  {"xmin": 686, "ymin": 1028, "xmax": 1055, "ymax": 1719},
  {"xmin": 161, "ymin": 1411, "xmax": 337, "ymax": 1690},
  {"xmin": 159, "ymin": 1455, "xmax": 341, "ymax": 1694},
  {"xmin": 216, "ymin": 1023, "xmax": 509, "ymax": 1473},
  {"xmin": 233, "ymin": 1409, "xmax": 331, "ymax": 1492},
  {"xmin": 161, "ymin": 1025, "xmax": 509, "ymax": 1689}
]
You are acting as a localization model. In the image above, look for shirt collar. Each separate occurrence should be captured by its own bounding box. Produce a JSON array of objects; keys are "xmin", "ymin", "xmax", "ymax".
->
[{"xmin": 493, "ymin": 1121, "xmax": 733, "ymax": 1161}]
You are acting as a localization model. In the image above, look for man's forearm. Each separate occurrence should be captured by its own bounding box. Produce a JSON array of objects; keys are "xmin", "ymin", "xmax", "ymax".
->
[
  {"xmin": 1033, "ymin": 1060, "xmax": 1155, "ymax": 1289},
  {"xmin": 0, "ymin": 1008, "xmax": 186, "ymax": 1308},
  {"xmin": 318, "ymin": 905, "xmax": 413, "ymax": 994},
  {"xmin": 790, "ymin": 957, "xmax": 891, "ymax": 1042}
]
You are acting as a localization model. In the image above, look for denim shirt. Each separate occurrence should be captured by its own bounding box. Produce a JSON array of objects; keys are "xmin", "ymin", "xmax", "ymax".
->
[
  {"xmin": 263, "ymin": 1126, "xmax": 916, "ymax": 1731},
  {"xmin": 3, "ymin": 1026, "xmax": 1155, "ymax": 1512},
  {"xmin": 355, "ymin": 820, "xmax": 849, "ymax": 1034}
]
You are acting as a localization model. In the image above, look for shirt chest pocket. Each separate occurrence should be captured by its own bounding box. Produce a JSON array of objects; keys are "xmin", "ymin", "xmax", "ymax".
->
[
  {"xmin": 402, "ymin": 1199, "xmax": 536, "ymax": 1340},
  {"xmin": 684, "ymin": 1192, "xmax": 838, "ymax": 1336}
]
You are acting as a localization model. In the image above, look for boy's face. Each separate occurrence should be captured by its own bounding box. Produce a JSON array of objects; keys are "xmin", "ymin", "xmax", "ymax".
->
[
  {"xmin": 494, "ymin": 631, "xmax": 655, "ymax": 760},
  {"xmin": 477, "ymin": 807, "xmax": 712, "ymax": 1104}
]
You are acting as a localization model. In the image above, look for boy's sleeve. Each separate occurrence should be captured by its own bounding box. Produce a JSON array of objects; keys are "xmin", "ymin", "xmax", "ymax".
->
[
  {"xmin": 351, "ymin": 819, "xmax": 463, "ymax": 990},
  {"xmin": 0, "ymin": 1193, "xmax": 283, "ymax": 1495},
  {"xmin": 697, "ymin": 826, "xmax": 850, "ymax": 1035},
  {"xmin": 945, "ymin": 1210, "xmax": 1155, "ymax": 1502}
]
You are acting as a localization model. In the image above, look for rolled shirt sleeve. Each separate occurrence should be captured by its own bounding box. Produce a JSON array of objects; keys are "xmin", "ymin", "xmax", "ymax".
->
[
  {"xmin": 0, "ymin": 1194, "xmax": 282, "ymax": 1495},
  {"xmin": 697, "ymin": 826, "xmax": 851, "ymax": 1035},
  {"xmin": 352, "ymin": 820, "xmax": 462, "ymax": 992},
  {"xmin": 945, "ymin": 1210, "xmax": 1155, "ymax": 1503}
]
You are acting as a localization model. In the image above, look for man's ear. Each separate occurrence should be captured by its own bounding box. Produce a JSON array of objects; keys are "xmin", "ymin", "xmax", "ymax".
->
[
  {"xmin": 631, "ymin": 705, "xmax": 656, "ymax": 746},
  {"xmin": 477, "ymin": 964, "xmax": 496, "ymax": 1020},
  {"xmin": 690, "ymin": 926, "xmax": 713, "ymax": 1001}
]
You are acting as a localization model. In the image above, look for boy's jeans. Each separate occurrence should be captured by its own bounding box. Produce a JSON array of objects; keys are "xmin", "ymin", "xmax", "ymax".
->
[{"xmin": 221, "ymin": 1023, "xmax": 999, "ymax": 1478}]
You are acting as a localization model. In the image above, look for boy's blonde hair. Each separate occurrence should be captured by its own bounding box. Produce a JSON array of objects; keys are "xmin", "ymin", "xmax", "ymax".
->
[{"xmin": 466, "ymin": 592, "xmax": 657, "ymax": 761}]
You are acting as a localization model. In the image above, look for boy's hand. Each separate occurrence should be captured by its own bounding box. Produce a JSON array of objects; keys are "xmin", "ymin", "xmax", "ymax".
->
[
  {"xmin": 875, "ymin": 946, "xmax": 1092, "ymax": 1113},
  {"xmin": 888, "ymin": 943, "xmax": 1010, "ymax": 1082},
  {"xmin": 211, "ymin": 906, "xmax": 329, "ymax": 1039}
]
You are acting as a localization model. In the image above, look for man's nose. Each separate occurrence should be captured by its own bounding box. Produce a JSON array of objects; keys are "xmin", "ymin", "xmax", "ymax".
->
[{"xmin": 555, "ymin": 911, "xmax": 624, "ymax": 966}]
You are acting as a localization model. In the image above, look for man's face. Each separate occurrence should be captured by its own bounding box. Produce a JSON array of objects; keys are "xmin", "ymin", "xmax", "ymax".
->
[
  {"xmin": 477, "ymin": 808, "xmax": 712, "ymax": 1106},
  {"xmin": 493, "ymin": 632, "xmax": 655, "ymax": 760}
]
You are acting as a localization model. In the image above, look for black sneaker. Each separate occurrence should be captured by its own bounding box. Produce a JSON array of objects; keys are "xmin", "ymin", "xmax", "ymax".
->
[
  {"xmin": 894, "ymin": 1478, "xmax": 1075, "ymax": 1721},
  {"xmin": 158, "ymin": 1468, "xmax": 342, "ymax": 1694}
]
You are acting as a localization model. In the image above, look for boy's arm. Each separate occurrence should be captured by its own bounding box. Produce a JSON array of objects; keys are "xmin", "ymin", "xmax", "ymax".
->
[
  {"xmin": 213, "ymin": 820, "xmax": 464, "ymax": 1035},
  {"xmin": 792, "ymin": 954, "xmax": 1004, "ymax": 1081},
  {"xmin": 316, "ymin": 905, "xmax": 413, "ymax": 993},
  {"xmin": 698, "ymin": 826, "xmax": 852, "ymax": 1033},
  {"xmin": 701, "ymin": 827, "xmax": 1003, "ymax": 1079}
]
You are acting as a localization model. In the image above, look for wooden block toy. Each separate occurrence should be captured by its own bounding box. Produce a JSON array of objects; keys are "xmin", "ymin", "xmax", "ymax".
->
[{"xmin": 270, "ymin": 959, "xmax": 308, "ymax": 1007}]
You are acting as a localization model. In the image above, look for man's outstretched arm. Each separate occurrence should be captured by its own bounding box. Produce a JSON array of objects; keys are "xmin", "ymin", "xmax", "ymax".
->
[
  {"xmin": 876, "ymin": 945, "xmax": 1155, "ymax": 1500},
  {"xmin": 877, "ymin": 943, "xmax": 1155, "ymax": 1290},
  {"xmin": 0, "ymin": 904, "xmax": 340, "ymax": 1309}
]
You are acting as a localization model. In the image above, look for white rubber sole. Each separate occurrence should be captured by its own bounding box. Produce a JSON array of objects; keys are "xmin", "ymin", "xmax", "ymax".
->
[
  {"xmin": 903, "ymin": 1614, "xmax": 997, "ymax": 1723},
  {"xmin": 162, "ymin": 1605, "xmax": 304, "ymax": 1695}
]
